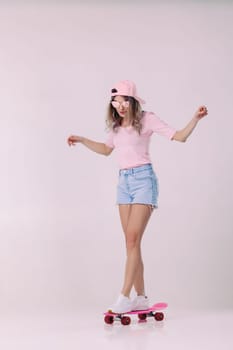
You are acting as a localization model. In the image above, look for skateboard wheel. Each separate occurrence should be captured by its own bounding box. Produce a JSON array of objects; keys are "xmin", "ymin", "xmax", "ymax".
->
[
  {"xmin": 104, "ymin": 315, "xmax": 114, "ymax": 325},
  {"xmin": 121, "ymin": 316, "xmax": 131, "ymax": 325},
  {"xmin": 154, "ymin": 312, "xmax": 164, "ymax": 321},
  {"xmin": 138, "ymin": 313, "xmax": 147, "ymax": 321}
]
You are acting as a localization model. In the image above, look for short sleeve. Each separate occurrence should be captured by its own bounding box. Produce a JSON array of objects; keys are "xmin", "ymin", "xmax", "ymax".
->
[
  {"xmin": 105, "ymin": 130, "xmax": 115, "ymax": 149},
  {"xmin": 146, "ymin": 112, "xmax": 177, "ymax": 140}
]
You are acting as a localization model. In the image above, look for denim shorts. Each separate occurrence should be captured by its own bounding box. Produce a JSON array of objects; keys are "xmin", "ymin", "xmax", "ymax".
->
[{"xmin": 117, "ymin": 164, "xmax": 159, "ymax": 208}]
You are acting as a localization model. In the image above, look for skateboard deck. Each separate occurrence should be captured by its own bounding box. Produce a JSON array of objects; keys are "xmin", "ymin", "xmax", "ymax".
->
[{"xmin": 104, "ymin": 302, "xmax": 167, "ymax": 325}]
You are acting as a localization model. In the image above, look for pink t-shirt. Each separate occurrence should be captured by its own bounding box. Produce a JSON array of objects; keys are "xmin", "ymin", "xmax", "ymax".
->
[{"xmin": 105, "ymin": 111, "xmax": 176, "ymax": 169}]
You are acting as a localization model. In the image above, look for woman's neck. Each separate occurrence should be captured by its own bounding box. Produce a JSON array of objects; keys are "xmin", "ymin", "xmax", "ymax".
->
[{"xmin": 121, "ymin": 117, "xmax": 131, "ymax": 127}]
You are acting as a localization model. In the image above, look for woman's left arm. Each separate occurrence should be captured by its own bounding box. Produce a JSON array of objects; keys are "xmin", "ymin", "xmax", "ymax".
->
[{"xmin": 172, "ymin": 105, "xmax": 208, "ymax": 142}]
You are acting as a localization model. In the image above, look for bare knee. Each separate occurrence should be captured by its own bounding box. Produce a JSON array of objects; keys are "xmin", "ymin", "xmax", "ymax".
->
[
  {"xmin": 126, "ymin": 239, "xmax": 137, "ymax": 251},
  {"xmin": 125, "ymin": 230, "xmax": 141, "ymax": 251}
]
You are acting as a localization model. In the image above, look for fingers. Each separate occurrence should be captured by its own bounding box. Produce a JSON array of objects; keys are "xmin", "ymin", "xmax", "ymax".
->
[
  {"xmin": 199, "ymin": 105, "xmax": 208, "ymax": 114},
  {"xmin": 67, "ymin": 135, "xmax": 76, "ymax": 146},
  {"xmin": 68, "ymin": 140, "xmax": 75, "ymax": 146},
  {"xmin": 197, "ymin": 105, "xmax": 208, "ymax": 118}
]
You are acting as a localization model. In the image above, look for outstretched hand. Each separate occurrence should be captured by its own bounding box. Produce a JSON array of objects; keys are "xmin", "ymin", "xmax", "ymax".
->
[
  {"xmin": 194, "ymin": 105, "xmax": 208, "ymax": 120},
  {"xmin": 67, "ymin": 135, "xmax": 83, "ymax": 146}
]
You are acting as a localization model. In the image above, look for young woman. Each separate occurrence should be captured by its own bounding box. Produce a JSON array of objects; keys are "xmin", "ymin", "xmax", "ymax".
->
[{"xmin": 67, "ymin": 80, "xmax": 208, "ymax": 314}]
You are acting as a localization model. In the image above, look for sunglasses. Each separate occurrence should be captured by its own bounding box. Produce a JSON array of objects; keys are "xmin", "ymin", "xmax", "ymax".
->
[{"xmin": 111, "ymin": 100, "xmax": 129, "ymax": 109}]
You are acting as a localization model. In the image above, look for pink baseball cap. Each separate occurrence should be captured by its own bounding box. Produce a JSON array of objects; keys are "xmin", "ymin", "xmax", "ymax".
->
[{"xmin": 111, "ymin": 80, "xmax": 145, "ymax": 105}]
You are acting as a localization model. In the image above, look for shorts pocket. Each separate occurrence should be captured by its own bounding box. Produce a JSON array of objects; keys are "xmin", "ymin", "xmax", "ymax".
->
[{"xmin": 134, "ymin": 169, "xmax": 153, "ymax": 180}]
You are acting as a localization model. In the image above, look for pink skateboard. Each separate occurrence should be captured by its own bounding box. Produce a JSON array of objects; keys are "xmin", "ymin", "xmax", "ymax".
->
[{"xmin": 104, "ymin": 302, "xmax": 167, "ymax": 325}]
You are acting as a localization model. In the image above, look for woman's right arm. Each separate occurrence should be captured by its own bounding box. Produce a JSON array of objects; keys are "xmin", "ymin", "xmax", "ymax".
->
[{"xmin": 67, "ymin": 135, "xmax": 113, "ymax": 156}]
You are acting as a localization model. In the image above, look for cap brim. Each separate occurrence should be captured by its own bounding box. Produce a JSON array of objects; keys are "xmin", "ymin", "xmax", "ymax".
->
[{"xmin": 111, "ymin": 92, "xmax": 145, "ymax": 105}]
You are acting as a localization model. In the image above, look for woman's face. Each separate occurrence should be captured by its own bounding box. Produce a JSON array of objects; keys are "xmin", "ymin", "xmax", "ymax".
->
[{"xmin": 111, "ymin": 95, "xmax": 130, "ymax": 118}]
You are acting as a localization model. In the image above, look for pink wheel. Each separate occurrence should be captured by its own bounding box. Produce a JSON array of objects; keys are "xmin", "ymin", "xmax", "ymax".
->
[
  {"xmin": 104, "ymin": 315, "xmax": 114, "ymax": 325},
  {"xmin": 121, "ymin": 316, "xmax": 131, "ymax": 325},
  {"xmin": 154, "ymin": 312, "xmax": 164, "ymax": 321},
  {"xmin": 138, "ymin": 313, "xmax": 147, "ymax": 321}
]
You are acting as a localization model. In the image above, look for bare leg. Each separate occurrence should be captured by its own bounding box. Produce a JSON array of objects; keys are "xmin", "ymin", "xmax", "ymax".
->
[
  {"xmin": 133, "ymin": 206, "xmax": 154, "ymax": 295},
  {"xmin": 119, "ymin": 204, "xmax": 152, "ymax": 297}
]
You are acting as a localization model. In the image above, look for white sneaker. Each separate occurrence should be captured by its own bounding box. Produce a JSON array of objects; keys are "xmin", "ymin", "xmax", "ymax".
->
[
  {"xmin": 108, "ymin": 294, "xmax": 133, "ymax": 314},
  {"xmin": 132, "ymin": 295, "xmax": 149, "ymax": 311}
]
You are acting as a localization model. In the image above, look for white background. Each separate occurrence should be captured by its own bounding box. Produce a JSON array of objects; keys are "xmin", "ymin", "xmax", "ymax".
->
[{"xmin": 0, "ymin": 0, "xmax": 232, "ymax": 316}]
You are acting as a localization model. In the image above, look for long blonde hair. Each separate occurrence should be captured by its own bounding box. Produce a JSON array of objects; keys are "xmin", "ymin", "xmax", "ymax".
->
[{"xmin": 106, "ymin": 96, "xmax": 143, "ymax": 134}]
